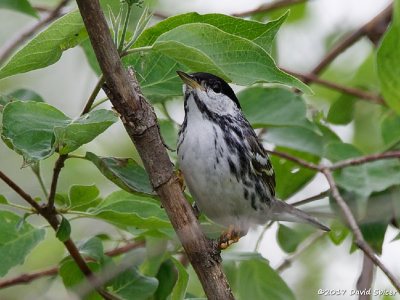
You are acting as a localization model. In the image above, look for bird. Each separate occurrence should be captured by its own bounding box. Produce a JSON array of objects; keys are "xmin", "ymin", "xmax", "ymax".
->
[{"xmin": 176, "ymin": 70, "xmax": 330, "ymax": 248}]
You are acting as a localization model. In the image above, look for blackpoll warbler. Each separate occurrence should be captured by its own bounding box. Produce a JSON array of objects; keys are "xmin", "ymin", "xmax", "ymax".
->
[{"xmin": 176, "ymin": 71, "xmax": 330, "ymax": 248}]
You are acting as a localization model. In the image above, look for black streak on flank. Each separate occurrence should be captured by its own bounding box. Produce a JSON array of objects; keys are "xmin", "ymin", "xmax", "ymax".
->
[
  {"xmin": 244, "ymin": 188, "xmax": 249, "ymax": 200},
  {"xmin": 250, "ymin": 193, "xmax": 257, "ymax": 210}
]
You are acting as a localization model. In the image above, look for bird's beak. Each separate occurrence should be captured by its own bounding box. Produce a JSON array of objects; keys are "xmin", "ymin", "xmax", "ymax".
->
[{"xmin": 176, "ymin": 71, "xmax": 205, "ymax": 91}]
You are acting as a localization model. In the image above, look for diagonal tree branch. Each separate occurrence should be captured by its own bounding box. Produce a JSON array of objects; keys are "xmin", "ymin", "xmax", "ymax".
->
[
  {"xmin": 75, "ymin": 1, "xmax": 235, "ymax": 299},
  {"xmin": 232, "ymin": 0, "xmax": 308, "ymax": 17},
  {"xmin": 0, "ymin": 0, "xmax": 70, "ymax": 65},
  {"xmin": 304, "ymin": 3, "xmax": 393, "ymax": 84},
  {"xmin": 330, "ymin": 150, "xmax": 400, "ymax": 170},
  {"xmin": 284, "ymin": 69, "xmax": 386, "ymax": 105},
  {"xmin": 321, "ymin": 168, "xmax": 400, "ymax": 291},
  {"xmin": 266, "ymin": 149, "xmax": 321, "ymax": 171}
]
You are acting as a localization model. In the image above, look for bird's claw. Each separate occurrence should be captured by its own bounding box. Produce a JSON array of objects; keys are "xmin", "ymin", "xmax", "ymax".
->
[
  {"xmin": 177, "ymin": 169, "xmax": 186, "ymax": 191},
  {"xmin": 219, "ymin": 225, "xmax": 244, "ymax": 249}
]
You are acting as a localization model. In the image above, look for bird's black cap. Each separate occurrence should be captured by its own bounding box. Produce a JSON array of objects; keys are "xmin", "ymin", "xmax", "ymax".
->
[{"xmin": 177, "ymin": 71, "xmax": 241, "ymax": 109}]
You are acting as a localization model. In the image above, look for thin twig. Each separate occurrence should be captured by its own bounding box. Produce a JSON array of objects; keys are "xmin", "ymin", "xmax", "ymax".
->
[
  {"xmin": 0, "ymin": 267, "xmax": 59, "ymax": 289},
  {"xmin": 330, "ymin": 150, "xmax": 400, "ymax": 170},
  {"xmin": 290, "ymin": 189, "xmax": 330, "ymax": 207},
  {"xmin": 254, "ymin": 221, "xmax": 275, "ymax": 251},
  {"xmin": 0, "ymin": 241, "xmax": 145, "ymax": 289},
  {"xmin": 0, "ymin": 0, "xmax": 70, "ymax": 65},
  {"xmin": 321, "ymin": 168, "xmax": 400, "ymax": 291},
  {"xmin": 284, "ymin": 69, "xmax": 386, "ymax": 105},
  {"xmin": 81, "ymin": 75, "xmax": 105, "ymax": 115},
  {"xmin": 0, "ymin": 170, "xmax": 42, "ymax": 212},
  {"xmin": 266, "ymin": 149, "xmax": 321, "ymax": 171},
  {"xmin": 304, "ymin": 3, "xmax": 393, "ymax": 83},
  {"xmin": 232, "ymin": 0, "xmax": 308, "ymax": 17},
  {"xmin": 276, "ymin": 231, "xmax": 325, "ymax": 273},
  {"xmin": 47, "ymin": 154, "xmax": 68, "ymax": 210}
]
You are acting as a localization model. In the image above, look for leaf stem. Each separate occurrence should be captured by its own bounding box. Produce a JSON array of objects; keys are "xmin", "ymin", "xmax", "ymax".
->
[
  {"xmin": 31, "ymin": 162, "xmax": 49, "ymax": 199},
  {"xmin": 121, "ymin": 46, "xmax": 152, "ymax": 57},
  {"xmin": 91, "ymin": 97, "xmax": 109, "ymax": 110},
  {"xmin": 117, "ymin": 3, "xmax": 132, "ymax": 53}
]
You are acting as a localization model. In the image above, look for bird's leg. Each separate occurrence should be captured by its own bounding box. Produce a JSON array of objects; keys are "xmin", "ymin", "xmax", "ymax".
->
[
  {"xmin": 177, "ymin": 169, "xmax": 186, "ymax": 191},
  {"xmin": 219, "ymin": 225, "xmax": 246, "ymax": 249}
]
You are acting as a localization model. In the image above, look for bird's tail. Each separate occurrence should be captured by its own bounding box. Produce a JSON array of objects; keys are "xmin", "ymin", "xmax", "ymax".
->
[{"xmin": 270, "ymin": 199, "xmax": 330, "ymax": 231}]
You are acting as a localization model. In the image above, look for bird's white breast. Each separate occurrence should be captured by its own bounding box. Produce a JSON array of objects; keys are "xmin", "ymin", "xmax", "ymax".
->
[{"xmin": 177, "ymin": 93, "xmax": 255, "ymax": 229}]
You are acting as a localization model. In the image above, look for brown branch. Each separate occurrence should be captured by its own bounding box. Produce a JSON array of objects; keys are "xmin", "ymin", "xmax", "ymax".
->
[
  {"xmin": 47, "ymin": 154, "xmax": 68, "ymax": 210},
  {"xmin": 305, "ymin": 3, "xmax": 393, "ymax": 83},
  {"xmin": 232, "ymin": 0, "xmax": 308, "ymax": 17},
  {"xmin": 284, "ymin": 69, "xmax": 386, "ymax": 105},
  {"xmin": 0, "ymin": 171, "xmax": 116, "ymax": 299},
  {"xmin": 266, "ymin": 149, "xmax": 321, "ymax": 171},
  {"xmin": 356, "ymin": 254, "xmax": 375, "ymax": 300},
  {"xmin": 75, "ymin": 1, "xmax": 234, "ymax": 299},
  {"xmin": 0, "ymin": 0, "xmax": 70, "ymax": 65},
  {"xmin": 0, "ymin": 267, "xmax": 59, "ymax": 289},
  {"xmin": 330, "ymin": 150, "xmax": 400, "ymax": 170},
  {"xmin": 0, "ymin": 171, "xmax": 42, "ymax": 212},
  {"xmin": 0, "ymin": 241, "xmax": 145, "ymax": 289},
  {"xmin": 321, "ymin": 168, "xmax": 400, "ymax": 291}
]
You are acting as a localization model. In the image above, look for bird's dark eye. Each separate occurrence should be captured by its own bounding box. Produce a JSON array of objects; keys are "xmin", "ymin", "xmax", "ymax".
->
[{"xmin": 211, "ymin": 81, "xmax": 221, "ymax": 93}]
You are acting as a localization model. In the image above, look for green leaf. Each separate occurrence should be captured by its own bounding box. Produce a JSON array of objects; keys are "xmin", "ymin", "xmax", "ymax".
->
[
  {"xmin": 0, "ymin": 210, "xmax": 45, "ymax": 276},
  {"xmin": 91, "ymin": 190, "xmax": 170, "ymax": 229},
  {"xmin": 55, "ymin": 109, "xmax": 117, "ymax": 155},
  {"xmin": 69, "ymin": 184, "xmax": 101, "ymax": 211},
  {"xmin": 56, "ymin": 216, "xmax": 71, "ymax": 242},
  {"xmin": 134, "ymin": 12, "xmax": 288, "ymax": 53},
  {"xmin": 59, "ymin": 259, "xmax": 100, "ymax": 287},
  {"xmin": 236, "ymin": 254, "xmax": 295, "ymax": 300},
  {"xmin": 122, "ymin": 51, "xmax": 188, "ymax": 100},
  {"xmin": 77, "ymin": 237, "xmax": 105, "ymax": 262},
  {"xmin": 159, "ymin": 119, "xmax": 178, "ymax": 151},
  {"xmin": 334, "ymin": 159, "xmax": 400, "ymax": 198},
  {"xmin": 152, "ymin": 23, "xmax": 310, "ymax": 93},
  {"xmin": 0, "ymin": 0, "xmax": 38, "ymax": 18},
  {"xmin": 239, "ymin": 87, "xmax": 309, "ymax": 127},
  {"xmin": 7, "ymin": 88, "xmax": 45, "ymax": 102},
  {"xmin": 81, "ymin": 38, "xmax": 102, "ymax": 75},
  {"xmin": 327, "ymin": 94, "xmax": 356, "ymax": 125},
  {"xmin": 171, "ymin": 257, "xmax": 189, "ymax": 300},
  {"xmin": 328, "ymin": 219, "xmax": 349, "ymax": 245},
  {"xmin": 0, "ymin": 195, "xmax": 8, "ymax": 205},
  {"xmin": 108, "ymin": 267, "xmax": 158, "ymax": 300},
  {"xmin": 381, "ymin": 112, "xmax": 400, "ymax": 148},
  {"xmin": 264, "ymin": 126, "xmax": 324, "ymax": 156},
  {"xmin": 0, "ymin": 10, "xmax": 86, "ymax": 79},
  {"xmin": 2, "ymin": 101, "xmax": 117, "ymax": 163},
  {"xmin": 377, "ymin": 0, "xmax": 400, "ymax": 115},
  {"xmin": 154, "ymin": 260, "xmax": 177, "ymax": 300},
  {"xmin": 277, "ymin": 224, "xmax": 313, "ymax": 253},
  {"xmin": 270, "ymin": 147, "xmax": 319, "ymax": 199},
  {"xmin": 85, "ymin": 152, "xmax": 154, "ymax": 195},
  {"xmin": 2, "ymin": 101, "xmax": 69, "ymax": 162},
  {"xmin": 324, "ymin": 141, "xmax": 363, "ymax": 162}
]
